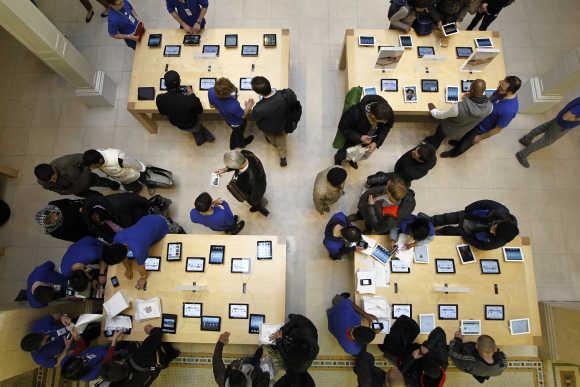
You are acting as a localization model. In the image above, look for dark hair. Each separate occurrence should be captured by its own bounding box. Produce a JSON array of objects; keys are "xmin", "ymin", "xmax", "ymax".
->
[
  {"xmin": 227, "ymin": 369, "xmax": 246, "ymax": 387},
  {"xmin": 100, "ymin": 360, "xmax": 131, "ymax": 382},
  {"xmin": 21, "ymin": 333, "xmax": 45, "ymax": 352},
  {"xmin": 326, "ymin": 167, "xmax": 347, "ymax": 187},
  {"xmin": 495, "ymin": 220, "xmax": 519, "ymax": 240},
  {"xmin": 410, "ymin": 217, "xmax": 431, "ymax": 241},
  {"xmin": 369, "ymin": 101, "xmax": 394, "ymax": 123},
  {"xmin": 164, "ymin": 70, "xmax": 181, "ymax": 90},
  {"xmin": 251, "ymin": 76, "xmax": 272, "ymax": 96},
  {"xmin": 82, "ymin": 149, "xmax": 104, "ymax": 166},
  {"xmin": 505, "ymin": 75, "xmax": 521, "ymax": 94},
  {"xmin": 33, "ymin": 285, "xmax": 56, "ymax": 305},
  {"xmin": 416, "ymin": 144, "xmax": 436, "ymax": 163},
  {"xmin": 341, "ymin": 226, "xmax": 362, "ymax": 243},
  {"xmin": 104, "ymin": 0, "xmax": 118, "ymax": 5},
  {"xmin": 194, "ymin": 192, "xmax": 212, "ymax": 212},
  {"xmin": 274, "ymin": 372, "xmax": 315, "ymax": 387},
  {"xmin": 61, "ymin": 357, "xmax": 87, "ymax": 380},
  {"xmin": 34, "ymin": 164, "xmax": 54, "ymax": 182},
  {"xmin": 103, "ymin": 244, "xmax": 128, "ymax": 265},
  {"xmin": 69, "ymin": 270, "xmax": 89, "ymax": 292},
  {"xmin": 352, "ymin": 326, "xmax": 376, "ymax": 345}
]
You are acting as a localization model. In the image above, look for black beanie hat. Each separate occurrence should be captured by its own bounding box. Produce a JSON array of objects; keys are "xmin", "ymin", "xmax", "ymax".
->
[
  {"xmin": 327, "ymin": 167, "xmax": 347, "ymax": 187},
  {"xmin": 164, "ymin": 70, "xmax": 181, "ymax": 90},
  {"xmin": 496, "ymin": 221, "xmax": 518, "ymax": 240}
]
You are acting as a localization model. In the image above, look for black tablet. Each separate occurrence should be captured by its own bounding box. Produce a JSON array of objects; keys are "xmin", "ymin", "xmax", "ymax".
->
[
  {"xmin": 231, "ymin": 258, "xmax": 251, "ymax": 273},
  {"xmin": 199, "ymin": 78, "xmax": 216, "ymax": 91},
  {"xmin": 421, "ymin": 79, "xmax": 439, "ymax": 92},
  {"xmin": 163, "ymin": 45, "xmax": 181, "ymax": 57},
  {"xmin": 435, "ymin": 258, "xmax": 456, "ymax": 273},
  {"xmin": 209, "ymin": 245, "xmax": 225, "ymax": 264},
  {"xmin": 358, "ymin": 36, "xmax": 375, "ymax": 46},
  {"xmin": 263, "ymin": 33, "xmax": 277, "ymax": 47},
  {"xmin": 183, "ymin": 302, "xmax": 202, "ymax": 318},
  {"xmin": 144, "ymin": 256, "xmax": 161, "ymax": 271},
  {"xmin": 161, "ymin": 313, "xmax": 177, "ymax": 334},
  {"xmin": 229, "ymin": 303, "xmax": 249, "ymax": 319},
  {"xmin": 480, "ymin": 259, "xmax": 501, "ymax": 274},
  {"xmin": 241, "ymin": 45, "xmax": 259, "ymax": 57},
  {"xmin": 257, "ymin": 241, "xmax": 272, "ymax": 260},
  {"xmin": 438, "ymin": 304, "xmax": 458, "ymax": 320},
  {"xmin": 240, "ymin": 77, "xmax": 252, "ymax": 91},
  {"xmin": 455, "ymin": 47, "xmax": 473, "ymax": 58},
  {"xmin": 461, "ymin": 79, "xmax": 474, "ymax": 93},
  {"xmin": 224, "ymin": 34, "xmax": 238, "ymax": 48},
  {"xmin": 457, "ymin": 244, "xmax": 476, "ymax": 264},
  {"xmin": 201, "ymin": 316, "xmax": 221, "ymax": 331},
  {"xmin": 186, "ymin": 257, "xmax": 205, "ymax": 272},
  {"xmin": 381, "ymin": 79, "xmax": 398, "ymax": 92},
  {"xmin": 202, "ymin": 44, "xmax": 220, "ymax": 56},
  {"xmin": 484, "ymin": 305, "xmax": 504, "ymax": 320},
  {"xmin": 183, "ymin": 34, "xmax": 201, "ymax": 45},
  {"xmin": 249, "ymin": 314, "xmax": 265, "ymax": 334},
  {"xmin": 417, "ymin": 46, "xmax": 434, "ymax": 58},
  {"xmin": 159, "ymin": 78, "xmax": 166, "ymax": 90},
  {"xmin": 148, "ymin": 33, "xmax": 162, "ymax": 47},
  {"xmin": 166, "ymin": 242, "xmax": 182, "ymax": 261}
]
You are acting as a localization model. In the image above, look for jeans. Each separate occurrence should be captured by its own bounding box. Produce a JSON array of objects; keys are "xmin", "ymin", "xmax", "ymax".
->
[
  {"xmin": 264, "ymin": 132, "xmax": 288, "ymax": 158},
  {"xmin": 467, "ymin": 12, "xmax": 498, "ymax": 31},
  {"xmin": 518, "ymin": 119, "xmax": 569, "ymax": 158},
  {"xmin": 432, "ymin": 211, "xmax": 465, "ymax": 236},
  {"xmin": 188, "ymin": 120, "xmax": 215, "ymax": 146}
]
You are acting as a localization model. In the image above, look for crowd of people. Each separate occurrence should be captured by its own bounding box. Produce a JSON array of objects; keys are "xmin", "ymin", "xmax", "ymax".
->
[{"xmin": 16, "ymin": 0, "xmax": 580, "ymax": 386}]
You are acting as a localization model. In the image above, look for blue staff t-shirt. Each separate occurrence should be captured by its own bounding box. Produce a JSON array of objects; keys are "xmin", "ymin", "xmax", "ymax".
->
[
  {"xmin": 208, "ymin": 88, "xmax": 245, "ymax": 126},
  {"xmin": 113, "ymin": 215, "xmax": 169, "ymax": 265},
  {"xmin": 190, "ymin": 200, "xmax": 236, "ymax": 231},
  {"xmin": 166, "ymin": 0, "xmax": 208, "ymax": 27},
  {"xmin": 61, "ymin": 345, "xmax": 109, "ymax": 382},
  {"xmin": 27, "ymin": 261, "xmax": 67, "ymax": 308},
  {"xmin": 323, "ymin": 212, "xmax": 350, "ymax": 260},
  {"xmin": 60, "ymin": 236, "xmax": 104, "ymax": 277},
  {"xmin": 327, "ymin": 297, "xmax": 363, "ymax": 355},
  {"xmin": 556, "ymin": 97, "xmax": 580, "ymax": 130},
  {"xmin": 30, "ymin": 315, "xmax": 68, "ymax": 368},
  {"xmin": 478, "ymin": 95, "xmax": 519, "ymax": 134},
  {"xmin": 108, "ymin": 0, "xmax": 139, "ymax": 49}
]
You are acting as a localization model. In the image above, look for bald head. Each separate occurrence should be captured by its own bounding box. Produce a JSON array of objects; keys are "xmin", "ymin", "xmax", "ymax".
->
[{"xmin": 470, "ymin": 79, "xmax": 486, "ymax": 97}]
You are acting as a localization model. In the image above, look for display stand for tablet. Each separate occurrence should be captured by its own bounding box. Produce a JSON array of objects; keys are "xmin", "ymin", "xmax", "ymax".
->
[
  {"xmin": 434, "ymin": 284, "xmax": 471, "ymax": 294},
  {"xmin": 175, "ymin": 283, "xmax": 208, "ymax": 293}
]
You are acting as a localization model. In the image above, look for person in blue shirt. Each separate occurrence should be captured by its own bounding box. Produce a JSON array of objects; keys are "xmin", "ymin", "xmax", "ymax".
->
[
  {"xmin": 190, "ymin": 192, "xmax": 245, "ymax": 234},
  {"xmin": 166, "ymin": 0, "xmax": 208, "ymax": 33},
  {"xmin": 208, "ymin": 77, "xmax": 255, "ymax": 149},
  {"xmin": 327, "ymin": 293, "xmax": 378, "ymax": 356},
  {"xmin": 323, "ymin": 212, "xmax": 364, "ymax": 260},
  {"xmin": 27, "ymin": 261, "xmax": 68, "ymax": 308},
  {"xmin": 517, "ymin": 97, "xmax": 580, "ymax": 168},
  {"xmin": 61, "ymin": 331, "xmax": 121, "ymax": 382},
  {"xmin": 389, "ymin": 214, "xmax": 435, "ymax": 248},
  {"xmin": 109, "ymin": 214, "xmax": 170, "ymax": 289},
  {"xmin": 441, "ymin": 75, "xmax": 521, "ymax": 158},
  {"xmin": 106, "ymin": 0, "xmax": 142, "ymax": 49},
  {"xmin": 60, "ymin": 236, "xmax": 108, "ymax": 293},
  {"xmin": 21, "ymin": 314, "xmax": 73, "ymax": 368}
]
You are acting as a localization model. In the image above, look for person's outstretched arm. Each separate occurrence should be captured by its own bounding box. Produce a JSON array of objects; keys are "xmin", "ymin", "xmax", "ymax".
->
[{"xmin": 212, "ymin": 332, "xmax": 230, "ymax": 387}]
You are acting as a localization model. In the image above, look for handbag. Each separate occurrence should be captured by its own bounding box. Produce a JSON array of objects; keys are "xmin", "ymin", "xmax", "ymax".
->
[
  {"xmin": 346, "ymin": 144, "xmax": 372, "ymax": 163},
  {"xmin": 227, "ymin": 176, "xmax": 247, "ymax": 202}
]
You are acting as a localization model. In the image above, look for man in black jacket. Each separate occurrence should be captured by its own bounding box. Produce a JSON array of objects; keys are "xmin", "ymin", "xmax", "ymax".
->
[
  {"xmin": 271, "ymin": 314, "xmax": 319, "ymax": 374},
  {"xmin": 394, "ymin": 144, "xmax": 437, "ymax": 185},
  {"xmin": 215, "ymin": 150, "xmax": 269, "ymax": 216},
  {"xmin": 35, "ymin": 199, "xmax": 89, "ymax": 242},
  {"xmin": 354, "ymin": 350, "xmax": 406, "ymax": 387},
  {"xmin": 155, "ymin": 70, "xmax": 215, "ymax": 146},
  {"xmin": 431, "ymin": 199, "xmax": 519, "ymax": 250},
  {"xmin": 467, "ymin": 0, "xmax": 514, "ymax": 31},
  {"xmin": 251, "ymin": 76, "xmax": 301, "ymax": 167},
  {"xmin": 335, "ymin": 95, "xmax": 394, "ymax": 169}
]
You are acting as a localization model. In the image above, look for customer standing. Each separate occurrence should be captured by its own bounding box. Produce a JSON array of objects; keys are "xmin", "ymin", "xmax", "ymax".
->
[
  {"xmin": 467, "ymin": 0, "xmax": 514, "ymax": 31},
  {"xmin": 77, "ymin": 0, "xmax": 110, "ymax": 22},
  {"xmin": 82, "ymin": 148, "xmax": 146, "ymax": 193},
  {"xmin": 190, "ymin": 192, "xmax": 245, "ymax": 234},
  {"xmin": 313, "ymin": 166, "xmax": 347, "ymax": 214},
  {"xmin": 251, "ymin": 76, "xmax": 302, "ymax": 167},
  {"xmin": 208, "ymin": 77, "xmax": 255, "ymax": 149},
  {"xmin": 516, "ymin": 97, "xmax": 580, "ymax": 168},
  {"xmin": 166, "ymin": 0, "xmax": 208, "ymax": 33},
  {"xmin": 106, "ymin": 0, "xmax": 143, "ymax": 49},
  {"xmin": 156, "ymin": 70, "xmax": 215, "ymax": 146}
]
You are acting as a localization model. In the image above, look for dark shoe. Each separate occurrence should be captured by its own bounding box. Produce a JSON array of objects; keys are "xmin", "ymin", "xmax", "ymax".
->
[
  {"xmin": 280, "ymin": 157, "xmax": 287, "ymax": 167},
  {"xmin": 204, "ymin": 128, "xmax": 216, "ymax": 143},
  {"xmin": 259, "ymin": 208, "xmax": 270, "ymax": 217},
  {"xmin": 518, "ymin": 137, "xmax": 531, "ymax": 146},
  {"xmin": 233, "ymin": 215, "xmax": 239, "ymax": 223},
  {"xmin": 230, "ymin": 221, "xmax": 245, "ymax": 235},
  {"xmin": 448, "ymin": 139, "xmax": 459, "ymax": 146},
  {"xmin": 348, "ymin": 161, "xmax": 358, "ymax": 169},
  {"xmin": 440, "ymin": 151, "xmax": 454, "ymax": 158},
  {"xmin": 109, "ymin": 181, "xmax": 121, "ymax": 190},
  {"xmin": 85, "ymin": 9, "xmax": 94, "ymax": 23},
  {"xmin": 340, "ymin": 292, "xmax": 351, "ymax": 299},
  {"xmin": 249, "ymin": 206, "xmax": 258, "ymax": 212},
  {"xmin": 515, "ymin": 152, "xmax": 530, "ymax": 168},
  {"xmin": 243, "ymin": 135, "xmax": 254, "ymax": 147}
]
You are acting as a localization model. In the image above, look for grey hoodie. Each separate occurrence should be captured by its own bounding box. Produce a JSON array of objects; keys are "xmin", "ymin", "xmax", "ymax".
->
[{"xmin": 441, "ymin": 96, "xmax": 492, "ymax": 138}]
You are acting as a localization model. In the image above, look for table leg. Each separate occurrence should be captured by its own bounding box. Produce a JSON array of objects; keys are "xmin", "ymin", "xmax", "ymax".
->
[
  {"xmin": 339, "ymin": 29, "xmax": 354, "ymax": 70},
  {"xmin": 0, "ymin": 165, "xmax": 18, "ymax": 178}
]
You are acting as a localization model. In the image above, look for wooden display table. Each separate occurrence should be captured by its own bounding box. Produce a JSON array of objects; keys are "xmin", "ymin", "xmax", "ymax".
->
[
  {"xmin": 354, "ymin": 236, "xmax": 541, "ymax": 349},
  {"xmin": 339, "ymin": 29, "xmax": 506, "ymax": 115},
  {"xmin": 104, "ymin": 234, "xmax": 286, "ymax": 344},
  {"xmin": 127, "ymin": 28, "xmax": 290, "ymax": 133}
]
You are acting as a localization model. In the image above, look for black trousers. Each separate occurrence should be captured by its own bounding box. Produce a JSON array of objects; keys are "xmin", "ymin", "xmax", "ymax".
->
[
  {"xmin": 443, "ymin": 127, "xmax": 479, "ymax": 157},
  {"xmin": 467, "ymin": 12, "xmax": 498, "ymax": 31},
  {"xmin": 187, "ymin": 121, "xmax": 215, "ymax": 146},
  {"xmin": 432, "ymin": 211, "xmax": 465, "ymax": 236},
  {"xmin": 229, "ymin": 121, "xmax": 247, "ymax": 150},
  {"xmin": 76, "ymin": 173, "xmax": 117, "ymax": 197},
  {"xmin": 423, "ymin": 125, "xmax": 446, "ymax": 150}
]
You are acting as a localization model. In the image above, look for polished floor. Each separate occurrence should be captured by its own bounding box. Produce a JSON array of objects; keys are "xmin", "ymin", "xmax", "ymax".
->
[{"xmin": 0, "ymin": 0, "xmax": 579, "ymax": 384}]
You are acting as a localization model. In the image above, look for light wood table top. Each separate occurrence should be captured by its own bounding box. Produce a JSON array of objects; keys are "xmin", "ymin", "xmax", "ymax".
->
[
  {"xmin": 104, "ymin": 234, "xmax": 286, "ymax": 344},
  {"xmin": 339, "ymin": 29, "xmax": 506, "ymax": 115},
  {"xmin": 354, "ymin": 236, "xmax": 542, "ymax": 349}
]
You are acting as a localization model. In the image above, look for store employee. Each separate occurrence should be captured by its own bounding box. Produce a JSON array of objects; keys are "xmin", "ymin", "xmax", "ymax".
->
[
  {"xmin": 166, "ymin": 0, "xmax": 208, "ymax": 33},
  {"xmin": 106, "ymin": 0, "xmax": 142, "ymax": 49}
]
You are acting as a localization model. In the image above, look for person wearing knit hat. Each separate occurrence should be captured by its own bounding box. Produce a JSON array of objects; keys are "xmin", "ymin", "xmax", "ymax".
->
[{"xmin": 313, "ymin": 166, "xmax": 347, "ymax": 214}]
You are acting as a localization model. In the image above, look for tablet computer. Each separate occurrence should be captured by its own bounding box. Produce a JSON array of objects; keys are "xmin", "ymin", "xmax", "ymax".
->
[
  {"xmin": 455, "ymin": 46, "xmax": 473, "ymax": 58},
  {"xmin": 417, "ymin": 46, "xmax": 435, "ymax": 58},
  {"xmin": 224, "ymin": 34, "xmax": 238, "ymax": 47},
  {"xmin": 163, "ymin": 45, "xmax": 181, "ymax": 57},
  {"xmin": 229, "ymin": 303, "xmax": 249, "ymax": 319},
  {"xmin": 199, "ymin": 77, "xmax": 216, "ymax": 91},
  {"xmin": 461, "ymin": 79, "xmax": 474, "ymax": 93},
  {"xmin": 159, "ymin": 78, "xmax": 167, "ymax": 91},
  {"xmin": 249, "ymin": 314, "xmax": 265, "ymax": 334},
  {"xmin": 421, "ymin": 79, "xmax": 438, "ymax": 93},
  {"xmin": 419, "ymin": 313, "xmax": 436, "ymax": 334},
  {"xmin": 403, "ymin": 86, "xmax": 417, "ymax": 103},
  {"xmin": 480, "ymin": 259, "xmax": 501, "ymax": 274},
  {"xmin": 201, "ymin": 316, "xmax": 221, "ymax": 331},
  {"xmin": 231, "ymin": 258, "xmax": 251, "ymax": 273},
  {"xmin": 363, "ymin": 87, "xmax": 377, "ymax": 96},
  {"xmin": 438, "ymin": 304, "xmax": 458, "ymax": 320},
  {"xmin": 446, "ymin": 86, "xmax": 459, "ymax": 103},
  {"xmin": 183, "ymin": 302, "xmax": 202, "ymax": 318},
  {"xmin": 485, "ymin": 305, "xmax": 504, "ymax": 320},
  {"xmin": 186, "ymin": 257, "xmax": 205, "ymax": 272},
  {"xmin": 510, "ymin": 318, "xmax": 530, "ymax": 335},
  {"xmin": 166, "ymin": 242, "xmax": 182, "ymax": 261},
  {"xmin": 503, "ymin": 246, "xmax": 524, "ymax": 262},
  {"xmin": 161, "ymin": 313, "xmax": 177, "ymax": 334},
  {"xmin": 240, "ymin": 77, "xmax": 253, "ymax": 91},
  {"xmin": 414, "ymin": 245, "xmax": 429, "ymax": 263},
  {"xmin": 381, "ymin": 79, "xmax": 398, "ymax": 92},
  {"xmin": 485, "ymin": 88, "xmax": 496, "ymax": 98},
  {"xmin": 370, "ymin": 244, "xmax": 390, "ymax": 265},
  {"xmin": 392, "ymin": 304, "xmax": 412, "ymax": 319},
  {"xmin": 435, "ymin": 258, "xmax": 456, "ymax": 273},
  {"xmin": 241, "ymin": 45, "xmax": 259, "ymax": 56},
  {"xmin": 183, "ymin": 34, "xmax": 200, "ymax": 45},
  {"xmin": 457, "ymin": 244, "xmax": 476, "ymax": 264},
  {"xmin": 399, "ymin": 35, "xmax": 413, "ymax": 48},
  {"xmin": 144, "ymin": 256, "xmax": 161, "ymax": 271},
  {"xmin": 202, "ymin": 44, "xmax": 220, "ymax": 56},
  {"xmin": 461, "ymin": 319, "xmax": 481, "ymax": 335},
  {"xmin": 104, "ymin": 314, "xmax": 132, "ymax": 337},
  {"xmin": 475, "ymin": 37, "xmax": 494, "ymax": 48},
  {"xmin": 358, "ymin": 36, "xmax": 375, "ymax": 46},
  {"xmin": 263, "ymin": 33, "xmax": 277, "ymax": 47},
  {"xmin": 442, "ymin": 22, "xmax": 458, "ymax": 37},
  {"xmin": 257, "ymin": 241, "xmax": 272, "ymax": 260},
  {"xmin": 209, "ymin": 245, "xmax": 225, "ymax": 264},
  {"xmin": 390, "ymin": 259, "xmax": 410, "ymax": 273},
  {"xmin": 148, "ymin": 33, "xmax": 162, "ymax": 47}
]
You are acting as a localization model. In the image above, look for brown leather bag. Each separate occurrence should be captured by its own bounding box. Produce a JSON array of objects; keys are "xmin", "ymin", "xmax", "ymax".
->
[{"xmin": 227, "ymin": 176, "xmax": 247, "ymax": 202}]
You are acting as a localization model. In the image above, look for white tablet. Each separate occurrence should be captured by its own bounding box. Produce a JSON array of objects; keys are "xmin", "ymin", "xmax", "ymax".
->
[
  {"xmin": 475, "ymin": 37, "xmax": 494, "ymax": 48},
  {"xmin": 229, "ymin": 303, "xmax": 249, "ymax": 319},
  {"xmin": 399, "ymin": 35, "xmax": 413, "ymax": 48},
  {"xmin": 438, "ymin": 304, "xmax": 458, "ymax": 320},
  {"xmin": 414, "ymin": 245, "xmax": 429, "ymax": 264},
  {"xmin": 446, "ymin": 86, "xmax": 459, "ymax": 103},
  {"xmin": 363, "ymin": 87, "xmax": 378, "ymax": 96},
  {"xmin": 419, "ymin": 313, "xmax": 436, "ymax": 334},
  {"xmin": 503, "ymin": 246, "xmax": 524, "ymax": 262},
  {"xmin": 231, "ymin": 258, "xmax": 251, "ymax": 273},
  {"xmin": 392, "ymin": 304, "xmax": 412, "ymax": 319},
  {"xmin": 457, "ymin": 244, "xmax": 476, "ymax": 264},
  {"xmin": 442, "ymin": 23, "xmax": 459, "ymax": 37},
  {"xmin": 461, "ymin": 319, "xmax": 481, "ymax": 335},
  {"xmin": 403, "ymin": 86, "xmax": 417, "ymax": 103},
  {"xmin": 510, "ymin": 318, "xmax": 530, "ymax": 335},
  {"xmin": 358, "ymin": 36, "xmax": 375, "ymax": 46},
  {"xmin": 144, "ymin": 256, "xmax": 161, "ymax": 271}
]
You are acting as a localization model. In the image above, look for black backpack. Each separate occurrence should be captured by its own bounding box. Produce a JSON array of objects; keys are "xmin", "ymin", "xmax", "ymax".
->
[{"xmin": 280, "ymin": 89, "xmax": 302, "ymax": 133}]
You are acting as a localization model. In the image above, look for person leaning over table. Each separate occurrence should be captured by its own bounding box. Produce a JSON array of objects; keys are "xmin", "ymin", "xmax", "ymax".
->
[
  {"xmin": 467, "ymin": 0, "xmax": 514, "ymax": 31},
  {"xmin": 190, "ymin": 192, "xmax": 245, "ymax": 234},
  {"xmin": 270, "ymin": 314, "xmax": 320, "ymax": 374},
  {"xmin": 323, "ymin": 212, "xmax": 364, "ymax": 260},
  {"xmin": 388, "ymin": 0, "xmax": 440, "ymax": 33},
  {"xmin": 215, "ymin": 150, "xmax": 270, "ymax": 217},
  {"xmin": 106, "ymin": 0, "xmax": 142, "ymax": 49},
  {"xmin": 35, "ymin": 199, "xmax": 89, "ymax": 242},
  {"xmin": 166, "ymin": 0, "xmax": 208, "ymax": 33},
  {"xmin": 449, "ymin": 331, "xmax": 507, "ymax": 383},
  {"xmin": 441, "ymin": 76, "xmax": 521, "ymax": 158},
  {"xmin": 389, "ymin": 214, "xmax": 435, "ymax": 249},
  {"xmin": 208, "ymin": 77, "xmax": 255, "ymax": 149},
  {"xmin": 26, "ymin": 261, "xmax": 68, "ymax": 308},
  {"xmin": 156, "ymin": 70, "xmax": 216, "ymax": 146},
  {"xmin": 313, "ymin": 166, "xmax": 347, "ymax": 214}
]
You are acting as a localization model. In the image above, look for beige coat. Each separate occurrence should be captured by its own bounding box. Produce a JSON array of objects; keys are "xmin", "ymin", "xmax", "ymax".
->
[{"xmin": 313, "ymin": 166, "xmax": 345, "ymax": 214}]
